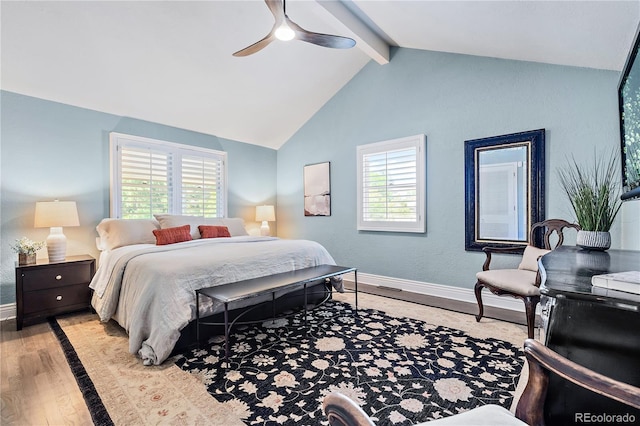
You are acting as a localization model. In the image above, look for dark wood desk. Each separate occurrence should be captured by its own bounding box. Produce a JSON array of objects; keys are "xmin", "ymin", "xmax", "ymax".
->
[{"xmin": 539, "ymin": 246, "xmax": 640, "ymax": 425}]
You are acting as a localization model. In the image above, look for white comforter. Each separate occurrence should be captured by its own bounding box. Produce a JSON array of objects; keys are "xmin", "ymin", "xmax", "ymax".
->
[{"xmin": 90, "ymin": 236, "xmax": 337, "ymax": 365}]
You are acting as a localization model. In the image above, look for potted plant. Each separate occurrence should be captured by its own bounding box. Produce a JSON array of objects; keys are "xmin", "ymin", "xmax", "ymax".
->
[
  {"xmin": 11, "ymin": 237, "xmax": 45, "ymax": 265},
  {"xmin": 557, "ymin": 151, "xmax": 622, "ymax": 250}
]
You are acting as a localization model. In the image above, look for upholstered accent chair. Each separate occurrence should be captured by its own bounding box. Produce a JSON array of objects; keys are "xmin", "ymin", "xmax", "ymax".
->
[
  {"xmin": 323, "ymin": 339, "xmax": 640, "ymax": 426},
  {"xmin": 474, "ymin": 219, "xmax": 580, "ymax": 339}
]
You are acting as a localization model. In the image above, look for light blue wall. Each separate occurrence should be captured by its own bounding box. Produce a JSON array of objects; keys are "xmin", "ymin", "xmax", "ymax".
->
[
  {"xmin": 2, "ymin": 47, "xmax": 635, "ymax": 304},
  {"xmin": 277, "ymin": 47, "xmax": 627, "ymax": 288},
  {"xmin": 0, "ymin": 91, "xmax": 277, "ymax": 304}
]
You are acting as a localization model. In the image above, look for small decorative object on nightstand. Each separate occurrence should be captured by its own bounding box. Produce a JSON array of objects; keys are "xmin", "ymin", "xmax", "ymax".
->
[
  {"xmin": 15, "ymin": 254, "xmax": 95, "ymax": 330},
  {"xmin": 11, "ymin": 237, "xmax": 45, "ymax": 265}
]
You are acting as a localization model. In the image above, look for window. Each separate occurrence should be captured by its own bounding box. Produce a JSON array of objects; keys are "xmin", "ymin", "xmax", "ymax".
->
[
  {"xmin": 110, "ymin": 132, "xmax": 227, "ymax": 219},
  {"xmin": 357, "ymin": 134, "xmax": 426, "ymax": 233}
]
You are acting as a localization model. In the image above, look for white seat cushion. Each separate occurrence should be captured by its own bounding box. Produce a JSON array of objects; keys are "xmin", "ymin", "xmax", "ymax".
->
[
  {"xmin": 417, "ymin": 404, "xmax": 527, "ymax": 425},
  {"xmin": 476, "ymin": 269, "xmax": 540, "ymax": 296}
]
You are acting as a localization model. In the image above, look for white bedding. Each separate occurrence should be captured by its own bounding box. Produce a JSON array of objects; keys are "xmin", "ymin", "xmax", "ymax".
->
[{"xmin": 90, "ymin": 236, "xmax": 338, "ymax": 365}]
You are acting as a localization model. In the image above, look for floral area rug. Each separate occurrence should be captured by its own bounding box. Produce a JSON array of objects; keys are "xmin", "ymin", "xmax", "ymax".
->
[{"xmin": 174, "ymin": 300, "xmax": 524, "ymax": 425}]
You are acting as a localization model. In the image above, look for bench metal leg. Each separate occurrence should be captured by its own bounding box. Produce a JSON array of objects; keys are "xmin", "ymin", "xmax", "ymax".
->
[
  {"xmin": 224, "ymin": 302, "xmax": 230, "ymax": 361},
  {"xmin": 354, "ymin": 270, "xmax": 359, "ymax": 313},
  {"xmin": 304, "ymin": 283, "xmax": 308, "ymax": 331},
  {"xmin": 272, "ymin": 292, "xmax": 276, "ymax": 323},
  {"xmin": 196, "ymin": 291, "xmax": 201, "ymax": 348}
]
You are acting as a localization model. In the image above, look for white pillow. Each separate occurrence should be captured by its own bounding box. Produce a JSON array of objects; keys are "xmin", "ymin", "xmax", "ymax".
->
[
  {"xmin": 96, "ymin": 218, "xmax": 159, "ymax": 250},
  {"xmin": 153, "ymin": 214, "xmax": 202, "ymax": 239},
  {"xmin": 215, "ymin": 218, "xmax": 250, "ymax": 237},
  {"xmin": 518, "ymin": 245, "xmax": 551, "ymax": 272},
  {"xmin": 153, "ymin": 214, "xmax": 249, "ymax": 238}
]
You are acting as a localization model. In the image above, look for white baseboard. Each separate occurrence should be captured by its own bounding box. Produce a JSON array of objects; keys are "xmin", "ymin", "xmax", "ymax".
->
[
  {"xmin": 0, "ymin": 303, "xmax": 16, "ymax": 321},
  {"xmin": 343, "ymin": 271, "xmax": 530, "ymax": 313},
  {"xmin": 0, "ymin": 272, "xmax": 531, "ymax": 322}
]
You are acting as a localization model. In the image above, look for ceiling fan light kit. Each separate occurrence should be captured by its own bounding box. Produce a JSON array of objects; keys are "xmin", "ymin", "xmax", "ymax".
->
[
  {"xmin": 233, "ymin": 0, "xmax": 356, "ymax": 57},
  {"xmin": 275, "ymin": 24, "xmax": 295, "ymax": 41}
]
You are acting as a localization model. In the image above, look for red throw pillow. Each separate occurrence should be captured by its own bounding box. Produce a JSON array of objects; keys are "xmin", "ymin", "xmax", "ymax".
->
[
  {"xmin": 153, "ymin": 225, "xmax": 192, "ymax": 245},
  {"xmin": 198, "ymin": 225, "xmax": 231, "ymax": 238}
]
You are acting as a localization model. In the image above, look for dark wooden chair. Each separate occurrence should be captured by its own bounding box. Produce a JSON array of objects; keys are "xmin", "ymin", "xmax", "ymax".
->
[
  {"xmin": 474, "ymin": 219, "xmax": 580, "ymax": 339},
  {"xmin": 323, "ymin": 339, "xmax": 640, "ymax": 426}
]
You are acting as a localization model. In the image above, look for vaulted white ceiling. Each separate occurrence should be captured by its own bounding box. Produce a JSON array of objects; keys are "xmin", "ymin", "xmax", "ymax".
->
[{"xmin": 2, "ymin": 1, "xmax": 639, "ymax": 149}]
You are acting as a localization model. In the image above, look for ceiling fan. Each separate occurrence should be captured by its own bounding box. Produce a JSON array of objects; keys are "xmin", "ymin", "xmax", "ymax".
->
[{"xmin": 233, "ymin": 0, "xmax": 356, "ymax": 57}]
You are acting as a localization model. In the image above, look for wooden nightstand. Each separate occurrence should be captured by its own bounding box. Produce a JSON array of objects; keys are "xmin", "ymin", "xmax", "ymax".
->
[{"xmin": 15, "ymin": 254, "xmax": 95, "ymax": 330}]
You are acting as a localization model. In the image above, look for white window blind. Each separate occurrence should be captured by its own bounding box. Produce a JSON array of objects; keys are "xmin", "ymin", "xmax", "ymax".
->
[
  {"xmin": 110, "ymin": 133, "xmax": 227, "ymax": 219},
  {"xmin": 119, "ymin": 146, "xmax": 172, "ymax": 219},
  {"xmin": 357, "ymin": 135, "xmax": 426, "ymax": 233},
  {"xmin": 181, "ymin": 155, "xmax": 223, "ymax": 217}
]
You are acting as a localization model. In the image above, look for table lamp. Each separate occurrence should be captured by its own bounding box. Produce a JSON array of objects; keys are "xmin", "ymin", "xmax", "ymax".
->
[
  {"xmin": 34, "ymin": 200, "xmax": 80, "ymax": 262},
  {"xmin": 255, "ymin": 205, "xmax": 276, "ymax": 236}
]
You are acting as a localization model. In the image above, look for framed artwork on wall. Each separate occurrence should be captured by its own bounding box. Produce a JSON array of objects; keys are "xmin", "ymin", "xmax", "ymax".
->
[{"xmin": 304, "ymin": 162, "xmax": 331, "ymax": 216}]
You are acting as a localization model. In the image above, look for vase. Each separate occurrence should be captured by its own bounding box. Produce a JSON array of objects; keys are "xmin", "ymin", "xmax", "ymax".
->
[
  {"xmin": 18, "ymin": 253, "xmax": 36, "ymax": 265},
  {"xmin": 576, "ymin": 230, "xmax": 611, "ymax": 251}
]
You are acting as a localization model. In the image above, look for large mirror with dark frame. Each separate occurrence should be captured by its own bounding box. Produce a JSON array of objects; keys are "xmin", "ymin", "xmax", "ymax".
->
[{"xmin": 464, "ymin": 129, "xmax": 545, "ymax": 252}]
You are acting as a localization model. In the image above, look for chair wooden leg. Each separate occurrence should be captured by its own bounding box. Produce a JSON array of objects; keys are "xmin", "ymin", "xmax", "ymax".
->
[
  {"xmin": 514, "ymin": 340, "xmax": 550, "ymax": 426},
  {"xmin": 474, "ymin": 281, "xmax": 484, "ymax": 322},
  {"xmin": 524, "ymin": 296, "xmax": 540, "ymax": 339}
]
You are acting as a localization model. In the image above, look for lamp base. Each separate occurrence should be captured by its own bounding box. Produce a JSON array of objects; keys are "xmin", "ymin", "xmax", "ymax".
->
[
  {"xmin": 260, "ymin": 221, "xmax": 271, "ymax": 236},
  {"xmin": 46, "ymin": 227, "xmax": 67, "ymax": 262}
]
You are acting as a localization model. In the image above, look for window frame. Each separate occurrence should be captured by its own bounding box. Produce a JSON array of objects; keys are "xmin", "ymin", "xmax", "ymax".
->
[
  {"xmin": 357, "ymin": 134, "xmax": 426, "ymax": 233},
  {"xmin": 110, "ymin": 132, "xmax": 228, "ymax": 219}
]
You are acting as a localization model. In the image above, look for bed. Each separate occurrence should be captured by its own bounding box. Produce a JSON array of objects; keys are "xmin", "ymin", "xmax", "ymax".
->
[{"xmin": 89, "ymin": 215, "xmax": 340, "ymax": 365}]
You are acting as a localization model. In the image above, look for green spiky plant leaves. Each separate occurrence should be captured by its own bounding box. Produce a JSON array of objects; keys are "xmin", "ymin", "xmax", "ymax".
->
[{"xmin": 557, "ymin": 152, "xmax": 622, "ymax": 232}]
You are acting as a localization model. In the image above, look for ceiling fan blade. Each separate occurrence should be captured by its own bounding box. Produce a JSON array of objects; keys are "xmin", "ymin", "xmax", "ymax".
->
[
  {"xmin": 287, "ymin": 18, "xmax": 356, "ymax": 49},
  {"xmin": 296, "ymin": 31, "xmax": 356, "ymax": 49},
  {"xmin": 232, "ymin": 0, "xmax": 283, "ymax": 57},
  {"xmin": 232, "ymin": 32, "xmax": 276, "ymax": 57},
  {"xmin": 265, "ymin": 0, "xmax": 285, "ymax": 24}
]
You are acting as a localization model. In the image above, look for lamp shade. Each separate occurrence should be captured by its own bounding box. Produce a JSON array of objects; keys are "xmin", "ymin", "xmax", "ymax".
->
[
  {"xmin": 255, "ymin": 205, "xmax": 276, "ymax": 222},
  {"xmin": 34, "ymin": 201, "xmax": 80, "ymax": 228}
]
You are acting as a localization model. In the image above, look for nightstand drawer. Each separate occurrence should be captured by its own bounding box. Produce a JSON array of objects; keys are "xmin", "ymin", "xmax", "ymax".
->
[
  {"xmin": 22, "ymin": 284, "xmax": 91, "ymax": 315},
  {"xmin": 21, "ymin": 262, "xmax": 92, "ymax": 292}
]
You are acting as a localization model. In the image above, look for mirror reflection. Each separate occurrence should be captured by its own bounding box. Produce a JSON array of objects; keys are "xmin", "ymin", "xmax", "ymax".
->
[
  {"xmin": 477, "ymin": 144, "xmax": 528, "ymax": 241},
  {"xmin": 465, "ymin": 129, "xmax": 545, "ymax": 252}
]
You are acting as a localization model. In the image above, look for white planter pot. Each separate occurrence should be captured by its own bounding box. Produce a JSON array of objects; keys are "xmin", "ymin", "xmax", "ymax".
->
[{"xmin": 576, "ymin": 230, "xmax": 611, "ymax": 251}]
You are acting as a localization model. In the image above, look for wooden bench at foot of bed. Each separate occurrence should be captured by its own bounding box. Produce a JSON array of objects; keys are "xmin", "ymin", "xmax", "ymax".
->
[{"xmin": 196, "ymin": 264, "xmax": 357, "ymax": 360}]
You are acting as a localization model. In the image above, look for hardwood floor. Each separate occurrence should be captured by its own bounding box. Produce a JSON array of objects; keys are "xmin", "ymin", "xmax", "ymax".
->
[
  {"xmin": 350, "ymin": 282, "xmax": 532, "ymax": 326},
  {"xmin": 0, "ymin": 318, "xmax": 93, "ymax": 425}
]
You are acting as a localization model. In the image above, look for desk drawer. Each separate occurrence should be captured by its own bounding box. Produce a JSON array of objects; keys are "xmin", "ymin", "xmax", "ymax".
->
[
  {"xmin": 21, "ymin": 262, "xmax": 92, "ymax": 291},
  {"xmin": 23, "ymin": 284, "xmax": 91, "ymax": 315}
]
